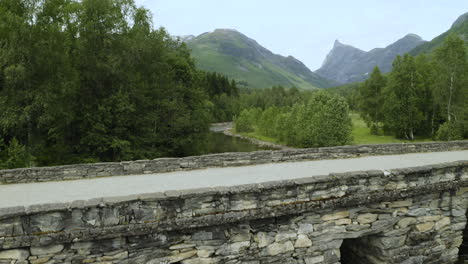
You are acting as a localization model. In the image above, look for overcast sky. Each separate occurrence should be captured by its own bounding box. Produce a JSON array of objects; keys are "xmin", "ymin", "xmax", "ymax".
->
[{"xmin": 135, "ymin": 0, "xmax": 468, "ymax": 70}]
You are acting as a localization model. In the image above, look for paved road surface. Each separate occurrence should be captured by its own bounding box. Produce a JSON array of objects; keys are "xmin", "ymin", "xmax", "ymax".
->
[{"xmin": 0, "ymin": 151, "xmax": 467, "ymax": 209}]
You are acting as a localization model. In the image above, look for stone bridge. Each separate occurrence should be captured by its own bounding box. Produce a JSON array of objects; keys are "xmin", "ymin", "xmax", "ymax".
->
[{"xmin": 0, "ymin": 141, "xmax": 467, "ymax": 264}]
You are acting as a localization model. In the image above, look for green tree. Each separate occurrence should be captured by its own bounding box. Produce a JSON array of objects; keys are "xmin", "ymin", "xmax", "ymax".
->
[
  {"xmin": 358, "ymin": 66, "xmax": 386, "ymax": 134},
  {"xmin": 383, "ymin": 54, "xmax": 424, "ymax": 140},
  {"xmin": 434, "ymin": 34, "xmax": 467, "ymax": 123},
  {"xmin": 0, "ymin": 0, "xmax": 212, "ymax": 167},
  {"xmin": 294, "ymin": 92, "xmax": 352, "ymax": 147},
  {"xmin": 0, "ymin": 138, "xmax": 31, "ymax": 169}
]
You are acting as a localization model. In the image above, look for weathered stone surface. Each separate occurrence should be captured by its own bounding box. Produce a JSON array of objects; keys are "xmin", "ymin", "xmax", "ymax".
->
[
  {"xmin": 398, "ymin": 217, "xmax": 417, "ymax": 228},
  {"xmin": 414, "ymin": 222, "xmax": 435, "ymax": 232},
  {"xmin": 182, "ymin": 258, "xmax": 220, "ymax": 264},
  {"xmin": 256, "ymin": 232, "xmax": 274, "ymax": 248},
  {"xmin": 0, "ymin": 249, "xmax": 29, "ymax": 260},
  {"xmin": 305, "ymin": 255, "xmax": 324, "ymax": 264},
  {"xmin": 321, "ymin": 211, "xmax": 349, "ymax": 221},
  {"xmin": 197, "ymin": 246, "xmax": 215, "ymax": 258},
  {"xmin": 335, "ymin": 218, "xmax": 351, "ymax": 225},
  {"xmin": 2, "ymin": 141, "xmax": 465, "ymax": 184},
  {"xmin": 169, "ymin": 243, "xmax": 196, "ymax": 250},
  {"xmin": 169, "ymin": 250, "xmax": 197, "ymax": 262},
  {"xmin": 216, "ymin": 241, "xmax": 250, "ymax": 255},
  {"xmin": 387, "ymin": 199, "xmax": 413, "ymax": 208},
  {"xmin": 0, "ymin": 142, "xmax": 467, "ymax": 264},
  {"xmin": 30, "ymin": 244, "xmax": 64, "ymax": 256},
  {"xmin": 294, "ymin": 235, "xmax": 312, "ymax": 248},
  {"xmin": 357, "ymin": 213, "xmax": 378, "ymax": 225},
  {"xmin": 275, "ymin": 232, "xmax": 297, "ymax": 242},
  {"xmin": 298, "ymin": 223, "xmax": 314, "ymax": 234},
  {"xmin": 435, "ymin": 217, "xmax": 450, "ymax": 230},
  {"xmin": 265, "ymin": 241, "xmax": 295, "ymax": 256}
]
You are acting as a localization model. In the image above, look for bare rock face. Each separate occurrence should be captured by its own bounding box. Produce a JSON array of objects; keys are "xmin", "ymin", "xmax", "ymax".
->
[{"xmin": 316, "ymin": 34, "xmax": 426, "ymax": 85}]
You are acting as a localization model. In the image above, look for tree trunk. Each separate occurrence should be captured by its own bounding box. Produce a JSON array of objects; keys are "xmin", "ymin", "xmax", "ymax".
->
[
  {"xmin": 431, "ymin": 106, "xmax": 435, "ymax": 136},
  {"xmin": 448, "ymin": 72, "xmax": 454, "ymax": 122}
]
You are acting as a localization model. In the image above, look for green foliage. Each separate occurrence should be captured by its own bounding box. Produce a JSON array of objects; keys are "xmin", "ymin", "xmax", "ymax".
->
[
  {"xmin": 345, "ymin": 34, "xmax": 468, "ymax": 142},
  {"xmin": 234, "ymin": 108, "xmax": 261, "ymax": 133},
  {"xmin": 291, "ymin": 92, "xmax": 352, "ymax": 147},
  {"xmin": 234, "ymin": 92, "xmax": 353, "ymax": 148},
  {"xmin": 0, "ymin": 0, "xmax": 212, "ymax": 167},
  {"xmin": 202, "ymin": 72, "xmax": 240, "ymax": 122},
  {"xmin": 383, "ymin": 54, "xmax": 424, "ymax": 140},
  {"xmin": 237, "ymin": 86, "xmax": 307, "ymax": 110},
  {"xmin": 433, "ymin": 34, "xmax": 468, "ymax": 123},
  {"xmin": 0, "ymin": 138, "xmax": 31, "ymax": 169},
  {"xmin": 357, "ymin": 66, "xmax": 386, "ymax": 134},
  {"xmin": 436, "ymin": 122, "xmax": 464, "ymax": 141}
]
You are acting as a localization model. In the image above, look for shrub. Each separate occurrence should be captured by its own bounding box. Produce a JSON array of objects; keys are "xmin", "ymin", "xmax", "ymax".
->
[{"xmin": 436, "ymin": 122, "xmax": 463, "ymax": 141}]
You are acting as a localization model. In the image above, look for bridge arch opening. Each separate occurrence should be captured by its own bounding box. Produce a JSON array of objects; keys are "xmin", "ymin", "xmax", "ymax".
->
[
  {"xmin": 341, "ymin": 236, "xmax": 371, "ymax": 264},
  {"xmin": 340, "ymin": 235, "xmax": 388, "ymax": 264},
  {"xmin": 458, "ymin": 209, "xmax": 468, "ymax": 263}
]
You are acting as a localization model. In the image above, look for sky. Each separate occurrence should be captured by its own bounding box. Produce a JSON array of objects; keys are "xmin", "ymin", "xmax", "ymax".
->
[{"xmin": 134, "ymin": 0, "xmax": 468, "ymax": 71}]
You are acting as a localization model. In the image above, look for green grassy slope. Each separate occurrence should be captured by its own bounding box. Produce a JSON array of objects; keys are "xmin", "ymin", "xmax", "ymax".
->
[
  {"xmin": 186, "ymin": 29, "xmax": 335, "ymax": 90},
  {"xmin": 350, "ymin": 114, "xmax": 431, "ymax": 145},
  {"xmin": 411, "ymin": 12, "xmax": 468, "ymax": 55}
]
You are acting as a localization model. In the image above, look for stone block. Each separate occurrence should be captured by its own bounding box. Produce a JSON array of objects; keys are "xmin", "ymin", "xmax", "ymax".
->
[
  {"xmin": 298, "ymin": 223, "xmax": 314, "ymax": 234},
  {"xmin": 256, "ymin": 232, "xmax": 274, "ymax": 248},
  {"xmin": 30, "ymin": 244, "xmax": 64, "ymax": 256},
  {"xmin": 275, "ymin": 232, "xmax": 297, "ymax": 242},
  {"xmin": 264, "ymin": 241, "xmax": 294, "ymax": 256},
  {"xmin": 434, "ymin": 217, "xmax": 450, "ymax": 230},
  {"xmin": 321, "ymin": 211, "xmax": 349, "ymax": 221},
  {"xmin": 414, "ymin": 222, "xmax": 434, "ymax": 232},
  {"xmin": 305, "ymin": 255, "xmax": 324, "ymax": 264},
  {"xmin": 0, "ymin": 249, "xmax": 29, "ymax": 260},
  {"xmin": 387, "ymin": 199, "xmax": 412, "ymax": 208},
  {"xmin": 295, "ymin": 235, "xmax": 312, "ymax": 248},
  {"xmin": 216, "ymin": 241, "xmax": 250, "ymax": 255},
  {"xmin": 357, "ymin": 213, "xmax": 378, "ymax": 225},
  {"xmin": 397, "ymin": 217, "xmax": 416, "ymax": 228}
]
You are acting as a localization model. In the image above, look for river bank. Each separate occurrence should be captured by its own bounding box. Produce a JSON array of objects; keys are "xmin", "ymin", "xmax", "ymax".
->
[{"xmin": 210, "ymin": 122, "xmax": 292, "ymax": 150}]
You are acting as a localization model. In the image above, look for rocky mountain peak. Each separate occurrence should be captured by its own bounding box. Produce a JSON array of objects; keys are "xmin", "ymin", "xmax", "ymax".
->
[{"xmin": 316, "ymin": 34, "xmax": 426, "ymax": 84}]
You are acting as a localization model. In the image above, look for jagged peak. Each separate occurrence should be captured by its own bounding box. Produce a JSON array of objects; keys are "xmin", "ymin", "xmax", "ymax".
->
[
  {"xmin": 331, "ymin": 39, "xmax": 362, "ymax": 51},
  {"xmin": 333, "ymin": 39, "xmax": 344, "ymax": 47},
  {"xmin": 452, "ymin": 12, "xmax": 468, "ymax": 28}
]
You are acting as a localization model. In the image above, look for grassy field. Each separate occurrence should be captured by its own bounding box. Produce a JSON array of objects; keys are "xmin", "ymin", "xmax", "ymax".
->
[
  {"xmin": 237, "ymin": 113, "xmax": 433, "ymax": 147},
  {"xmin": 350, "ymin": 113, "xmax": 432, "ymax": 145}
]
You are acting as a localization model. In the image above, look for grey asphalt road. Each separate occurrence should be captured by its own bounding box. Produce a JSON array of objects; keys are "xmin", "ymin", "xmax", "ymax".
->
[{"xmin": 0, "ymin": 151, "xmax": 467, "ymax": 209}]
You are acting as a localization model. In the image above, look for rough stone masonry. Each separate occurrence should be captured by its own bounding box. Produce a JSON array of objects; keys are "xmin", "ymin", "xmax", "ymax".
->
[{"xmin": 0, "ymin": 141, "xmax": 468, "ymax": 264}]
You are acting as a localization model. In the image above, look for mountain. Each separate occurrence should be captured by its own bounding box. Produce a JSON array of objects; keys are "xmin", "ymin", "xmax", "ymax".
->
[
  {"xmin": 411, "ymin": 11, "xmax": 468, "ymax": 55},
  {"xmin": 316, "ymin": 34, "xmax": 426, "ymax": 85},
  {"xmin": 184, "ymin": 29, "xmax": 336, "ymax": 89}
]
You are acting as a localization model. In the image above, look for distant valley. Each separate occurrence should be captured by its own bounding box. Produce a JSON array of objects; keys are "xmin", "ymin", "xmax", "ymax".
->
[{"xmin": 182, "ymin": 11, "xmax": 468, "ymax": 88}]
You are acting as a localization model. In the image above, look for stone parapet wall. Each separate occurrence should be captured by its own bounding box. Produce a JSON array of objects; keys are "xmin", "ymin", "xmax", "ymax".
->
[
  {"xmin": 1, "ymin": 161, "xmax": 467, "ymax": 263},
  {"xmin": 1, "ymin": 141, "xmax": 467, "ymax": 184}
]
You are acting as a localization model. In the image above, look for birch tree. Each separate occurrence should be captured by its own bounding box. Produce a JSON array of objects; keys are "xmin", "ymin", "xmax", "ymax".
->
[{"xmin": 434, "ymin": 34, "xmax": 467, "ymax": 123}]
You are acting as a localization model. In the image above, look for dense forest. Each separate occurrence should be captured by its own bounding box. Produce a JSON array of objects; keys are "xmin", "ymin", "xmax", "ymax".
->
[
  {"xmin": 356, "ymin": 34, "xmax": 468, "ymax": 141},
  {"xmin": 0, "ymin": 0, "xmax": 240, "ymax": 169}
]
